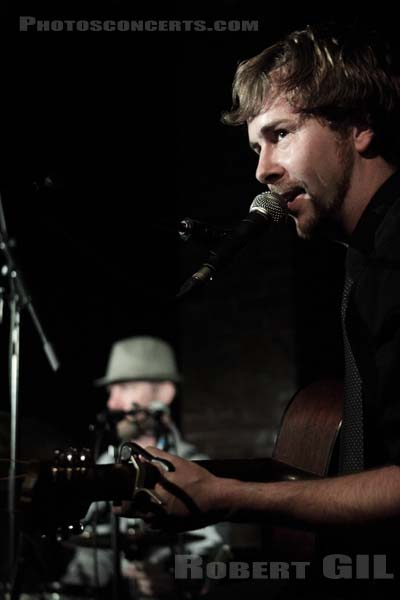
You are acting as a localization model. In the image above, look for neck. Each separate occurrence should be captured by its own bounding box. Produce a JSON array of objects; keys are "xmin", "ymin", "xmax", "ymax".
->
[{"xmin": 340, "ymin": 158, "xmax": 396, "ymax": 236}]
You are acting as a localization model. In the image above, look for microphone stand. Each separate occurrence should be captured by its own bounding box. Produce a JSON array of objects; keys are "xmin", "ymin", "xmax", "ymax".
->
[
  {"xmin": 0, "ymin": 192, "xmax": 60, "ymax": 598},
  {"xmin": 108, "ymin": 411, "xmax": 171, "ymax": 600},
  {"xmin": 108, "ymin": 442, "xmax": 122, "ymax": 600},
  {"xmin": 110, "ymin": 510, "xmax": 122, "ymax": 600},
  {"xmin": 89, "ymin": 418, "xmax": 122, "ymax": 600}
]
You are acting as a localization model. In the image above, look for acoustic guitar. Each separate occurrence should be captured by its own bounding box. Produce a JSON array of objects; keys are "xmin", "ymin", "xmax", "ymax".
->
[{"xmin": 3, "ymin": 380, "xmax": 343, "ymax": 554}]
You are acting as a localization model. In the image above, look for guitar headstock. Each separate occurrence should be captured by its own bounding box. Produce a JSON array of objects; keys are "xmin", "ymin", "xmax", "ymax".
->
[
  {"xmin": 20, "ymin": 446, "xmax": 96, "ymax": 539},
  {"xmin": 18, "ymin": 443, "xmax": 164, "ymax": 538}
]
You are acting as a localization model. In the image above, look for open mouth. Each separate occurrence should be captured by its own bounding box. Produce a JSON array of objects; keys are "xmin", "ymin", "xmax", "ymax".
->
[{"xmin": 279, "ymin": 187, "xmax": 307, "ymax": 210}]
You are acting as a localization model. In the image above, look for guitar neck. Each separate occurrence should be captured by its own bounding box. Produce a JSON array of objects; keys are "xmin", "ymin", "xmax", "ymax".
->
[
  {"xmin": 23, "ymin": 455, "xmax": 316, "ymax": 505},
  {"xmin": 17, "ymin": 455, "xmax": 318, "ymax": 535}
]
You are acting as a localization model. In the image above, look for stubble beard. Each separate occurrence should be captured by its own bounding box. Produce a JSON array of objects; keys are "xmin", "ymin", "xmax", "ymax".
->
[
  {"xmin": 295, "ymin": 136, "xmax": 355, "ymax": 240},
  {"xmin": 116, "ymin": 418, "xmax": 137, "ymax": 442}
]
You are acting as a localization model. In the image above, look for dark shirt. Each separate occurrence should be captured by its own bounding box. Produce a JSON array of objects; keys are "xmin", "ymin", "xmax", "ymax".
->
[
  {"xmin": 259, "ymin": 173, "xmax": 400, "ymax": 600},
  {"xmin": 346, "ymin": 170, "xmax": 400, "ymax": 469},
  {"xmin": 315, "ymin": 170, "xmax": 400, "ymax": 599}
]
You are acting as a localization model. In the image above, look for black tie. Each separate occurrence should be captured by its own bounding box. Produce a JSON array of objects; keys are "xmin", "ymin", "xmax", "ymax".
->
[{"xmin": 340, "ymin": 249, "xmax": 365, "ymax": 474}]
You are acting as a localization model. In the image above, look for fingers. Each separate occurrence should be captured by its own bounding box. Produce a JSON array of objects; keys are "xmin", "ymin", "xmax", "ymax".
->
[
  {"xmin": 145, "ymin": 446, "xmax": 186, "ymax": 466},
  {"xmin": 112, "ymin": 501, "xmax": 159, "ymax": 526},
  {"xmin": 144, "ymin": 445, "xmax": 168, "ymax": 456},
  {"xmin": 112, "ymin": 495, "xmax": 167, "ymax": 523},
  {"xmin": 113, "ymin": 447, "xmax": 208, "ymax": 530}
]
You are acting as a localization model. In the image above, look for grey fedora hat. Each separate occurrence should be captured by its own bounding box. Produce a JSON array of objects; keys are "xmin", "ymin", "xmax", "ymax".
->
[{"xmin": 95, "ymin": 336, "xmax": 180, "ymax": 386}]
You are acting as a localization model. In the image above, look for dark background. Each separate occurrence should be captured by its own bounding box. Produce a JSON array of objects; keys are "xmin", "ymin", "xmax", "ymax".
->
[{"xmin": 1, "ymin": 1, "xmax": 397, "ymax": 463}]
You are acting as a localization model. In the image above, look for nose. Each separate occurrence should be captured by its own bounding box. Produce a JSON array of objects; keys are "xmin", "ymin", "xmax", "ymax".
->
[
  {"xmin": 255, "ymin": 146, "xmax": 285, "ymax": 186},
  {"xmin": 107, "ymin": 386, "xmax": 121, "ymax": 411}
]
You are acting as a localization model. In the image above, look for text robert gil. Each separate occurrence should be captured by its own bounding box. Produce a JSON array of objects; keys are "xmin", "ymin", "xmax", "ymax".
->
[{"xmin": 175, "ymin": 554, "xmax": 394, "ymax": 580}]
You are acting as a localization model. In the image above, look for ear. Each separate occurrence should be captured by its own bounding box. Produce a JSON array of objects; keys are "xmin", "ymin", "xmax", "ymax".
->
[
  {"xmin": 155, "ymin": 381, "xmax": 176, "ymax": 405},
  {"xmin": 353, "ymin": 125, "xmax": 374, "ymax": 154}
]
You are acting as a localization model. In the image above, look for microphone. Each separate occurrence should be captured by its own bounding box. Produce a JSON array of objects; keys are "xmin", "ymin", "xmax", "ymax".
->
[
  {"xmin": 177, "ymin": 191, "xmax": 286, "ymax": 298},
  {"xmin": 32, "ymin": 174, "xmax": 58, "ymax": 192},
  {"xmin": 92, "ymin": 409, "xmax": 125, "ymax": 431},
  {"xmin": 178, "ymin": 218, "xmax": 231, "ymax": 243},
  {"xmin": 152, "ymin": 218, "xmax": 230, "ymax": 243},
  {"xmin": 94, "ymin": 402, "xmax": 170, "ymax": 428}
]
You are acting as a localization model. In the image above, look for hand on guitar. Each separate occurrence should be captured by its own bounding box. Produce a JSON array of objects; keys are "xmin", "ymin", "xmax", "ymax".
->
[{"xmin": 113, "ymin": 446, "xmax": 230, "ymax": 532}]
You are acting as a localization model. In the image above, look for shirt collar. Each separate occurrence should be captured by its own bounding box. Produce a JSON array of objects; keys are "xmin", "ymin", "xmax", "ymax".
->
[{"xmin": 348, "ymin": 170, "xmax": 400, "ymax": 254}]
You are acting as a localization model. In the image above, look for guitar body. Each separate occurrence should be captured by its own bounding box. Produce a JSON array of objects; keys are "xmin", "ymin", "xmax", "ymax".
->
[
  {"xmin": 267, "ymin": 379, "xmax": 343, "ymax": 560},
  {"xmin": 273, "ymin": 379, "xmax": 343, "ymax": 477}
]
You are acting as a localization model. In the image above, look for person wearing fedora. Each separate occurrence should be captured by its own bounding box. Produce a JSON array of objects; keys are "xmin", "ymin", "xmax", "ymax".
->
[
  {"xmin": 96, "ymin": 336, "xmax": 182, "ymax": 452},
  {"xmin": 62, "ymin": 336, "xmax": 225, "ymax": 599}
]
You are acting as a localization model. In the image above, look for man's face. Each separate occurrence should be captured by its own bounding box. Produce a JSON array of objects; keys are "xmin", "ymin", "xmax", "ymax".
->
[
  {"xmin": 247, "ymin": 94, "xmax": 355, "ymax": 239},
  {"xmin": 106, "ymin": 381, "xmax": 159, "ymax": 441}
]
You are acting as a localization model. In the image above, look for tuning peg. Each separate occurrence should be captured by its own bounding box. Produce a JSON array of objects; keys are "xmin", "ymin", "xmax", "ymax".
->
[
  {"xmin": 65, "ymin": 447, "xmax": 78, "ymax": 466},
  {"xmin": 53, "ymin": 448, "xmax": 62, "ymax": 466},
  {"xmin": 78, "ymin": 448, "xmax": 93, "ymax": 466},
  {"xmin": 56, "ymin": 521, "xmax": 84, "ymax": 541}
]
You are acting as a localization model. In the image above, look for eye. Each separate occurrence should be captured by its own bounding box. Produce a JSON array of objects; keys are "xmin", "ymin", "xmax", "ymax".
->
[{"xmin": 275, "ymin": 129, "xmax": 288, "ymax": 141}]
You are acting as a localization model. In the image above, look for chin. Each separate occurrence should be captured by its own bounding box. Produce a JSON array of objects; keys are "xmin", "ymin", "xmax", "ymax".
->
[
  {"xmin": 295, "ymin": 224, "xmax": 311, "ymax": 240},
  {"xmin": 291, "ymin": 204, "xmax": 326, "ymax": 240},
  {"xmin": 117, "ymin": 419, "xmax": 136, "ymax": 441},
  {"xmin": 291, "ymin": 215, "xmax": 315, "ymax": 240}
]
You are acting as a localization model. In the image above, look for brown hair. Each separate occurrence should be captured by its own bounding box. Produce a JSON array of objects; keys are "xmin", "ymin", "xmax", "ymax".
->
[{"xmin": 223, "ymin": 24, "xmax": 400, "ymax": 164}]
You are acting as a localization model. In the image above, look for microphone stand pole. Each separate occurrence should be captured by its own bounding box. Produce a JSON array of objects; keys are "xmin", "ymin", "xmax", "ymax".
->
[
  {"xmin": 0, "ymin": 193, "xmax": 60, "ymax": 598},
  {"xmin": 110, "ymin": 443, "xmax": 122, "ymax": 600},
  {"xmin": 110, "ymin": 510, "xmax": 122, "ymax": 600},
  {"xmin": 8, "ymin": 276, "xmax": 20, "ymax": 599}
]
